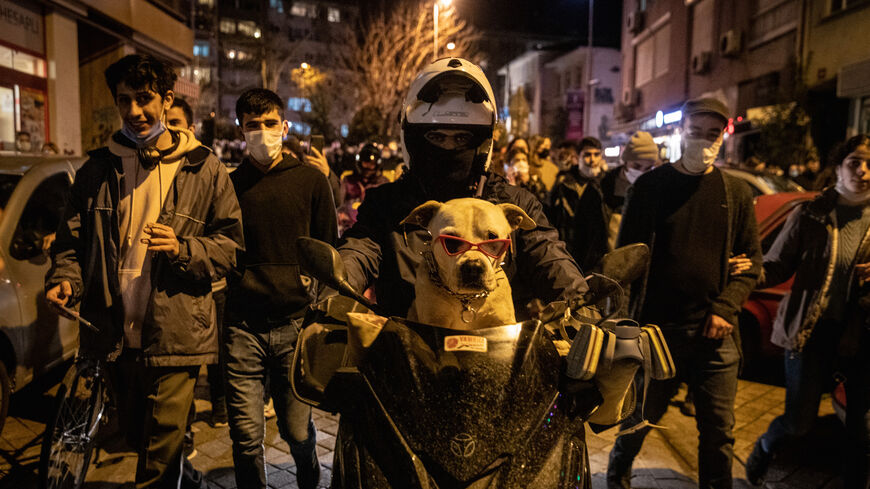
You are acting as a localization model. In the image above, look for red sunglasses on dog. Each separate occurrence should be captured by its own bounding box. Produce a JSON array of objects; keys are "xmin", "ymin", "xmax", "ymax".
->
[{"xmin": 436, "ymin": 234, "xmax": 512, "ymax": 258}]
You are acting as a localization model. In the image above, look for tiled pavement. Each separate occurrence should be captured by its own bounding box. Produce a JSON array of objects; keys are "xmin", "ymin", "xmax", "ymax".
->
[{"xmin": 0, "ymin": 365, "xmax": 846, "ymax": 489}]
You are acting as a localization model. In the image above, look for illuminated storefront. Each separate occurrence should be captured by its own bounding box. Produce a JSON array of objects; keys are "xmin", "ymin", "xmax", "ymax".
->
[{"xmin": 0, "ymin": 0, "xmax": 48, "ymax": 150}]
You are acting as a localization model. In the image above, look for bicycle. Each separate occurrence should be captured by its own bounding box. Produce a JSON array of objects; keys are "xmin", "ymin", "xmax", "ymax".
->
[{"xmin": 38, "ymin": 356, "xmax": 110, "ymax": 489}]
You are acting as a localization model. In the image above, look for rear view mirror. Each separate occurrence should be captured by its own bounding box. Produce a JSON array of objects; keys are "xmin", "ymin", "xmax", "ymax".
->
[
  {"xmin": 296, "ymin": 237, "xmax": 382, "ymax": 315},
  {"xmin": 600, "ymin": 243, "xmax": 650, "ymax": 286}
]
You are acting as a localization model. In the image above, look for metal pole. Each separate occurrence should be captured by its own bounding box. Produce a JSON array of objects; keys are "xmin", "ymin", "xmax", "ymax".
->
[
  {"xmin": 434, "ymin": 3, "xmax": 439, "ymax": 60},
  {"xmin": 584, "ymin": 0, "xmax": 594, "ymax": 138}
]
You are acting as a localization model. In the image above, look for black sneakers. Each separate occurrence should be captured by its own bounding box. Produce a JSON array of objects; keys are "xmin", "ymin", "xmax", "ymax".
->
[{"xmin": 745, "ymin": 439, "xmax": 772, "ymax": 485}]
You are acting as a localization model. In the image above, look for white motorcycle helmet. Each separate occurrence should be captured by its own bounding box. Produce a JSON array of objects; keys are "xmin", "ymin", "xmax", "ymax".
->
[{"xmin": 400, "ymin": 58, "xmax": 498, "ymax": 198}]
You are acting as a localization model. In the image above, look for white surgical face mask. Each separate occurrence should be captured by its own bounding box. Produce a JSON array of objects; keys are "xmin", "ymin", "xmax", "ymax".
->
[
  {"xmin": 244, "ymin": 128, "xmax": 283, "ymax": 165},
  {"xmin": 681, "ymin": 136, "xmax": 723, "ymax": 174},
  {"xmin": 624, "ymin": 166, "xmax": 645, "ymax": 184}
]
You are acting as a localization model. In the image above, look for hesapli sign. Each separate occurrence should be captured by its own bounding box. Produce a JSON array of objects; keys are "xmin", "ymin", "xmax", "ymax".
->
[{"xmin": 0, "ymin": 0, "xmax": 44, "ymax": 55}]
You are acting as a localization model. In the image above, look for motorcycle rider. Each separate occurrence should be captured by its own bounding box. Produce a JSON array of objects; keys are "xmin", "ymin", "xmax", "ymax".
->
[
  {"xmin": 336, "ymin": 57, "xmax": 584, "ymax": 327},
  {"xmin": 333, "ymin": 58, "xmax": 636, "ymax": 424},
  {"xmin": 337, "ymin": 142, "xmax": 390, "ymax": 233}
]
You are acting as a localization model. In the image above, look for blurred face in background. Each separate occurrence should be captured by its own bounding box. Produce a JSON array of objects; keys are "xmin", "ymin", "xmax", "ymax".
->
[
  {"xmin": 556, "ymin": 145, "xmax": 579, "ymax": 170},
  {"xmin": 510, "ymin": 152, "xmax": 530, "ymax": 184}
]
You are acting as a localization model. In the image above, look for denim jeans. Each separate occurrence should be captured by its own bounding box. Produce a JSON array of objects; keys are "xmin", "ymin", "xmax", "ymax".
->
[
  {"xmin": 759, "ymin": 328, "xmax": 870, "ymax": 488},
  {"xmin": 608, "ymin": 330, "xmax": 740, "ymax": 489},
  {"xmin": 224, "ymin": 318, "xmax": 317, "ymax": 489}
]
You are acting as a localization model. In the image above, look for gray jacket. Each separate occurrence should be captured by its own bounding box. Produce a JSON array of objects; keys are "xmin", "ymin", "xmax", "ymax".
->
[
  {"xmin": 763, "ymin": 188, "xmax": 870, "ymax": 351},
  {"xmin": 46, "ymin": 139, "xmax": 244, "ymax": 366}
]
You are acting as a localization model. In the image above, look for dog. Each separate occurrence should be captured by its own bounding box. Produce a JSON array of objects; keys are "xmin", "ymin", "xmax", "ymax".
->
[{"xmin": 397, "ymin": 197, "xmax": 536, "ymax": 330}]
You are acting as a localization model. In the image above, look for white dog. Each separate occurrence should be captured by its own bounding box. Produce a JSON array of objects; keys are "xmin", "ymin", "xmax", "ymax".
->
[{"xmin": 399, "ymin": 198, "xmax": 535, "ymax": 330}]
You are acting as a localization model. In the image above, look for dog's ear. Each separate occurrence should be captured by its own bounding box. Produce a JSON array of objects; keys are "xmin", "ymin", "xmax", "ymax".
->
[
  {"xmin": 401, "ymin": 200, "xmax": 442, "ymax": 229},
  {"xmin": 499, "ymin": 203, "xmax": 536, "ymax": 231}
]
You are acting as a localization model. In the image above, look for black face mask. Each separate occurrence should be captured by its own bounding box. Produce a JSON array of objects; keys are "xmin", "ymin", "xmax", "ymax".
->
[
  {"xmin": 537, "ymin": 148, "xmax": 550, "ymax": 159},
  {"xmin": 404, "ymin": 124, "xmax": 491, "ymax": 201}
]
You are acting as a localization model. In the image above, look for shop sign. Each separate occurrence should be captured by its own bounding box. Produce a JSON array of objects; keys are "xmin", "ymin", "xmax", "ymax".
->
[{"xmin": 0, "ymin": 0, "xmax": 44, "ymax": 55}]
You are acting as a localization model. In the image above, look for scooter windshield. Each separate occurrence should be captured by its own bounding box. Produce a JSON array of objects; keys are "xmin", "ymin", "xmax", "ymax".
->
[{"xmin": 357, "ymin": 317, "xmax": 563, "ymax": 482}]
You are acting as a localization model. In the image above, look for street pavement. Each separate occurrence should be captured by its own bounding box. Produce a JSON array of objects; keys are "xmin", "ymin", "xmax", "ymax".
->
[{"xmin": 0, "ymin": 364, "xmax": 845, "ymax": 489}]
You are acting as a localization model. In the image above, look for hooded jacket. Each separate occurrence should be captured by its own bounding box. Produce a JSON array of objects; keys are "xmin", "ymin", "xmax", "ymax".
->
[
  {"xmin": 46, "ymin": 129, "xmax": 244, "ymax": 366},
  {"xmin": 337, "ymin": 172, "xmax": 588, "ymax": 319},
  {"xmin": 762, "ymin": 187, "xmax": 870, "ymax": 351}
]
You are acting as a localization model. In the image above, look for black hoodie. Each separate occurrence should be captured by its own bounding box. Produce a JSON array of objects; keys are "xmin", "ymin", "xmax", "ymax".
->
[{"xmin": 228, "ymin": 154, "xmax": 337, "ymax": 322}]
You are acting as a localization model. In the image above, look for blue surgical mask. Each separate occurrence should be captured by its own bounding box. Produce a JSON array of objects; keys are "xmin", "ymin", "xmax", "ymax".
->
[{"xmin": 121, "ymin": 119, "xmax": 166, "ymax": 148}]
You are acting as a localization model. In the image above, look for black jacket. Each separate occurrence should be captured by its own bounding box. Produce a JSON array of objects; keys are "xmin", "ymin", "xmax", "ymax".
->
[
  {"xmin": 617, "ymin": 164, "xmax": 762, "ymax": 328},
  {"xmin": 337, "ymin": 172, "xmax": 588, "ymax": 318},
  {"xmin": 546, "ymin": 169, "xmax": 611, "ymax": 274},
  {"xmin": 46, "ymin": 138, "xmax": 244, "ymax": 366}
]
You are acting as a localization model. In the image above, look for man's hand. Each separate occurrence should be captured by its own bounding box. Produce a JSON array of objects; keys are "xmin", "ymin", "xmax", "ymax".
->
[
  {"xmin": 728, "ymin": 253, "xmax": 752, "ymax": 276},
  {"xmin": 703, "ymin": 314, "xmax": 734, "ymax": 339},
  {"xmin": 856, "ymin": 262, "xmax": 870, "ymax": 283},
  {"xmin": 303, "ymin": 147, "xmax": 330, "ymax": 178},
  {"xmin": 142, "ymin": 223, "xmax": 180, "ymax": 259},
  {"xmin": 46, "ymin": 280, "xmax": 75, "ymax": 319}
]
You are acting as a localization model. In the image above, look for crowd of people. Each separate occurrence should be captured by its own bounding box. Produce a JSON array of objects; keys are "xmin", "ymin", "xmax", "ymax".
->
[{"xmin": 41, "ymin": 52, "xmax": 870, "ymax": 489}]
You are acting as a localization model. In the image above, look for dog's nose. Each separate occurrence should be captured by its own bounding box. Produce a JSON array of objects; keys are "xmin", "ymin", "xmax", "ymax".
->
[{"xmin": 459, "ymin": 260, "xmax": 487, "ymax": 285}]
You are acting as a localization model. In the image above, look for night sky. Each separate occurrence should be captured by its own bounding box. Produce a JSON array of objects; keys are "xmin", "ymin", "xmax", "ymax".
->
[{"xmin": 366, "ymin": 0, "xmax": 623, "ymax": 48}]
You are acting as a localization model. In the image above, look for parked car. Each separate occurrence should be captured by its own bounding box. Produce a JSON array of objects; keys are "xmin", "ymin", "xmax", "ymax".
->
[
  {"xmin": 739, "ymin": 191, "xmax": 818, "ymax": 374},
  {"xmin": 0, "ymin": 153, "xmax": 85, "ymax": 433},
  {"xmin": 723, "ymin": 168, "xmax": 806, "ymax": 196}
]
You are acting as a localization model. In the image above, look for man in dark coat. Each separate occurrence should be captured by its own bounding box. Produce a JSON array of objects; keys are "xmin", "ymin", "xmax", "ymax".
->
[{"xmin": 606, "ymin": 98, "xmax": 762, "ymax": 489}]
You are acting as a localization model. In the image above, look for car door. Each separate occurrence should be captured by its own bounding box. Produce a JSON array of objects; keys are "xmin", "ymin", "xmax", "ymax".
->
[{"xmin": 2, "ymin": 169, "xmax": 77, "ymax": 389}]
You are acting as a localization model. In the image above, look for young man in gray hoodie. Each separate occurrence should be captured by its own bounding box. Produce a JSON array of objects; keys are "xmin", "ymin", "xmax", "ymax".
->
[{"xmin": 46, "ymin": 54, "xmax": 244, "ymax": 489}]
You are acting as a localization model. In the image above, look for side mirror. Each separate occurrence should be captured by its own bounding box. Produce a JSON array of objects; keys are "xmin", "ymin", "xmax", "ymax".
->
[
  {"xmin": 599, "ymin": 243, "xmax": 650, "ymax": 286},
  {"xmin": 296, "ymin": 237, "xmax": 381, "ymax": 314},
  {"xmin": 10, "ymin": 230, "xmax": 46, "ymax": 261}
]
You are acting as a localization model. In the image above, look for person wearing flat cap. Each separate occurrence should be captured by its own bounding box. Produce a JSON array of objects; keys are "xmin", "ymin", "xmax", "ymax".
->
[
  {"xmin": 600, "ymin": 131, "xmax": 660, "ymax": 249},
  {"xmin": 606, "ymin": 97, "xmax": 762, "ymax": 489}
]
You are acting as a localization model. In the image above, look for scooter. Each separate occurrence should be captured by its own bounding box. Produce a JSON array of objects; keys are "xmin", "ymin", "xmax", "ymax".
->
[{"xmin": 291, "ymin": 240, "xmax": 673, "ymax": 489}]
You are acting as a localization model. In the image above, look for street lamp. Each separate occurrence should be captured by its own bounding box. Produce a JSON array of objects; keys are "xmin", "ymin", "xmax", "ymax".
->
[
  {"xmin": 300, "ymin": 62, "xmax": 310, "ymax": 70},
  {"xmin": 433, "ymin": 0, "xmax": 452, "ymax": 59},
  {"xmin": 446, "ymin": 42, "xmax": 455, "ymax": 50}
]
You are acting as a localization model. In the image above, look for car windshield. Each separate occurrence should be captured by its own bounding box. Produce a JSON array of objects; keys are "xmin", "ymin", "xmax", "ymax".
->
[
  {"xmin": 757, "ymin": 174, "xmax": 805, "ymax": 193},
  {"xmin": 0, "ymin": 174, "xmax": 21, "ymax": 212}
]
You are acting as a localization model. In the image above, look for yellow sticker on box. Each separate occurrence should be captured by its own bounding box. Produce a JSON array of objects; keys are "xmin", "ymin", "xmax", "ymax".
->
[{"xmin": 444, "ymin": 335, "xmax": 488, "ymax": 352}]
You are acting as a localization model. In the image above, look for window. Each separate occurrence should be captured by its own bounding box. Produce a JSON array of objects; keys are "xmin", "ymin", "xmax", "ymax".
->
[
  {"xmin": 237, "ymin": 21, "xmax": 260, "ymax": 37},
  {"xmin": 327, "ymin": 7, "xmax": 340, "ymax": 22},
  {"xmin": 654, "ymin": 24, "xmax": 670, "ymax": 77},
  {"xmin": 193, "ymin": 41, "xmax": 210, "ymax": 57},
  {"xmin": 197, "ymin": 0, "xmax": 214, "ymax": 6},
  {"xmin": 11, "ymin": 174, "xmax": 68, "ymax": 261},
  {"xmin": 750, "ymin": 0, "xmax": 797, "ymax": 44},
  {"xmin": 634, "ymin": 23, "xmax": 669, "ymax": 87},
  {"xmin": 219, "ymin": 18, "xmax": 236, "ymax": 34},
  {"xmin": 290, "ymin": 2, "xmax": 317, "ymax": 18},
  {"xmin": 269, "ymin": 0, "xmax": 284, "ymax": 13},
  {"xmin": 287, "ymin": 97, "xmax": 312, "ymax": 112},
  {"xmin": 830, "ymin": 0, "xmax": 866, "ymax": 14},
  {"xmin": 290, "ymin": 2, "xmax": 317, "ymax": 19},
  {"xmin": 193, "ymin": 67, "xmax": 211, "ymax": 84}
]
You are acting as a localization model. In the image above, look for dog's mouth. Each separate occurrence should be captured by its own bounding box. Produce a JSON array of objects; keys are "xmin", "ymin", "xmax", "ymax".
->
[{"xmin": 455, "ymin": 260, "xmax": 496, "ymax": 293}]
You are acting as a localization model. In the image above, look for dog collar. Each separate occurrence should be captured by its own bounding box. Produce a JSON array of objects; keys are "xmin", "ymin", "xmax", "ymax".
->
[{"xmin": 422, "ymin": 250, "xmax": 490, "ymax": 323}]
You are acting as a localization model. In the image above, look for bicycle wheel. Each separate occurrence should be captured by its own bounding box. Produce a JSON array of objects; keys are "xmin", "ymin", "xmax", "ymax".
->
[{"xmin": 39, "ymin": 361, "xmax": 106, "ymax": 489}]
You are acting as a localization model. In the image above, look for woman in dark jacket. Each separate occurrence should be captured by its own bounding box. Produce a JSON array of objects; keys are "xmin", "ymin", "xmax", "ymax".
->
[{"xmin": 744, "ymin": 134, "xmax": 870, "ymax": 487}]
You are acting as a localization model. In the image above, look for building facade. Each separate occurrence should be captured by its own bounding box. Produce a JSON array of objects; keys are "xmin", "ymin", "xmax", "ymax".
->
[
  {"xmin": 0, "ymin": 0, "xmax": 194, "ymax": 154},
  {"xmin": 191, "ymin": 0, "xmax": 358, "ymax": 140},
  {"xmin": 615, "ymin": 0, "xmax": 803, "ymax": 163},
  {"xmin": 497, "ymin": 44, "xmax": 621, "ymax": 143}
]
